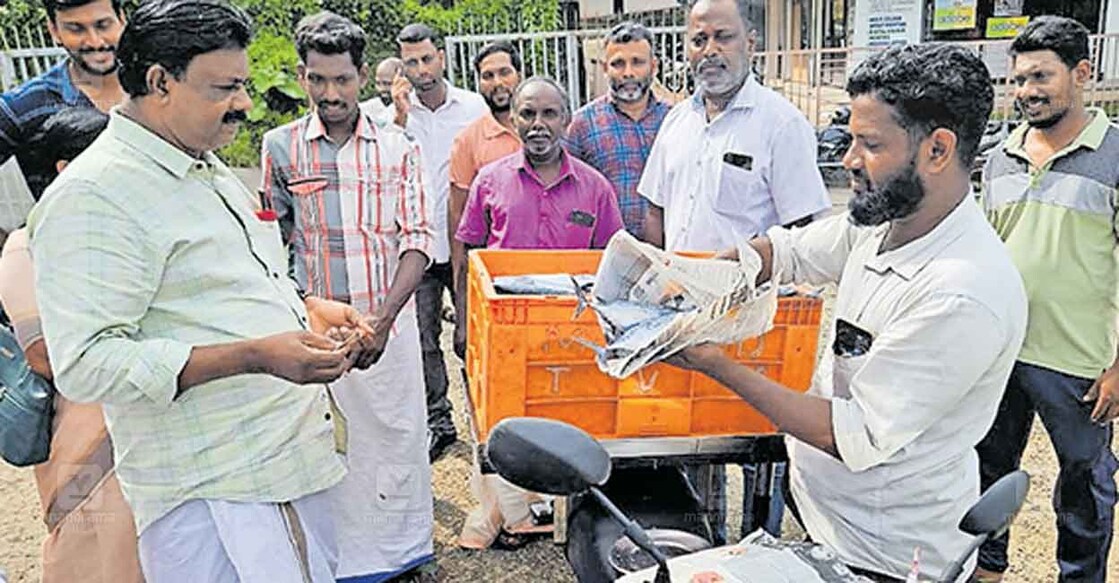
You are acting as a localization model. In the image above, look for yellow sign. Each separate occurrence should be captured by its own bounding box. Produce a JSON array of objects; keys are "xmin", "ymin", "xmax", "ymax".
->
[
  {"xmin": 986, "ymin": 16, "xmax": 1030, "ymax": 39},
  {"xmin": 934, "ymin": 0, "xmax": 977, "ymax": 30}
]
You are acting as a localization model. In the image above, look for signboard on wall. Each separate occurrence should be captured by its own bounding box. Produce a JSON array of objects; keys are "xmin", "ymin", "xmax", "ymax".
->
[
  {"xmin": 853, "ymin": 0, "xmax": 923, "ymax": 47},
  {"xmin": 933, "ymin": 0, "xmax": 978, "ymax": 31},
  {"xmin": 986, "ymin": 15, "xmax": 1030, "ymax": 38}
]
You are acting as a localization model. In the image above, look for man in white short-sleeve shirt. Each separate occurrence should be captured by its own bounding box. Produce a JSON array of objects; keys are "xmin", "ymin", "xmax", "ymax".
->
[
  {"xmin": 672, "ymin": 43, "xmax": 1027, "ymax": 580},
  {"xmin": 370, "ymin": 23, "xmax": 488, "ymax": 458},
  {"xmin": 639, "ymin": 0, "xmax": 831, "ymax": 544},
  {"xmin": 638, "ymin": 0, "xmax": 830, "ymax": 253}
]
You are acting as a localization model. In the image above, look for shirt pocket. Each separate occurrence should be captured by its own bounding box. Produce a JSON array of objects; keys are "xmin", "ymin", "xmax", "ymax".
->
[
  {"xmin": 563, "ymin": 207, "xmax": 598, "ymax": 246},
  {"xmin": 832, "ymin": 353, "xmax": 867, "ymax": 401},
  {"xmin": 713, "ymin": 160, "xmax": 766, "ymax": 220},
  {"xmin": 285, "ymin": 175, "xmax": 330, "ymax": 235},
  {"xmin": 360, "ymin": 169, "xmax": 402, "ymax": 235}
]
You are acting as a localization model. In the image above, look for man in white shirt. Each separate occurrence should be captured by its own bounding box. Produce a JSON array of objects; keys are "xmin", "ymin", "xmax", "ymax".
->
[
  {"xmin": 639, "ymin": 0, "xmax": 830, "ymax": 252},
  {"xmin": 673, "ymin": 43, "xmax": 1027, "ymax": 580},
  {"xmin": 360, "ymin": 56, "xmax": 401, "ymax": 119},
  {"xmin": 384, "ymin": 23, "xmax": 488, "ymax": 460}
]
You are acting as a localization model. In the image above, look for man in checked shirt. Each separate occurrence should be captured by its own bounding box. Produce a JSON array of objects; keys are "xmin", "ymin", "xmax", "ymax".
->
[{"xmin": 261, "ymin": 12, "xmax": 437, "ymax": 582}]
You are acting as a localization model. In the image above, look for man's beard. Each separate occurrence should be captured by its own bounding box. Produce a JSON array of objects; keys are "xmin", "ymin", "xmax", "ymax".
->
[
  {"xmin": 378, "ymin": 92, "xmax": 392, "ymax": 106},
  {"xmin": 485, "ymin": 88, "xmax": 511, "ymax": 114},
  {"xmin": 1017, "ymin": 95, "xmax": 1070, "ymax": 129},
  {"xmin": 693, "ymin": 55, "xmax": 747, "ymax": 98},
  {"xmin": 848, "ymin": 156, "xmax": 925, "ymax": 227},
  {"xmin": 71, "ymin": 47, "xmax": 118, "ymax": 76},
  {"xmin": 610, "ymin": 76, "xmax": 652, "ymax": 103}
]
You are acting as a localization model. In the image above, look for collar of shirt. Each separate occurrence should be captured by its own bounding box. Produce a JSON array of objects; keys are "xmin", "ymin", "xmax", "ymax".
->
[
  {"xmin": 689, "ymin": 74, "xmax": 757, "ymax": 115},
  {"xmin": 481, "ymin": 112, "xmax": 517, "ymax": 139},
  {"xmin": 1003, "ymin": 107, "xmax": 1110, "ymax": 165},
  {"xmin": 409, "ymin": 79, "xmax": 467, "ymax": 113},
  {"xmin": 863, "ymin": 194, "xmax": 974, "ymax": 280},
  {"xmin": 301, "ymin": 108, "xmax": 377, "ymax": 144},
  {"xmin": 47, "ymin": 59, "xmax": 90, "ymax": 106},
  {"xmin": 515, "ymin": 149, "xmax": 578, "ymax": 189},
  {"xmin": 108, "ymin": 110, "xmax": 220, "ymax": 178}
]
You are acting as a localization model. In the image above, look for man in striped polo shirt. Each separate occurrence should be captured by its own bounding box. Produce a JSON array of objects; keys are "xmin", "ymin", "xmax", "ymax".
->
[{"xmin": 978, "ymin": 16, "xmax": 1119, "ymax": 583}]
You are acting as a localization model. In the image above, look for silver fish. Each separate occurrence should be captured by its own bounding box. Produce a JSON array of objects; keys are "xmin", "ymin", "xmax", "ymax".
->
[{"xmin": 493, "ymin": 274, "xmax": 595, "ymax": 296}]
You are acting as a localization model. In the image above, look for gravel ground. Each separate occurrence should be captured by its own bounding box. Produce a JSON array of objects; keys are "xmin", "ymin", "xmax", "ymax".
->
[{"xmin": 2, "ymin": 282, "xmax": 1118, "ymax": 582}]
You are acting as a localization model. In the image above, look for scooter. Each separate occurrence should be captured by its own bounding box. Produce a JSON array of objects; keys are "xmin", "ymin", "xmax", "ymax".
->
[
  {"xmin": 486, "ymin": 416, "xmax": 1030, "ymax": 583},
  {"xmin": 817, "ymin": 106, "xmax": 852, "ymax": 188}
]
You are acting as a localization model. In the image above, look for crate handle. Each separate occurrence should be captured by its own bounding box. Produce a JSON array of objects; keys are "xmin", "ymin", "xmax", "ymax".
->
[
  {"xmin": 635, "ymin": 369, "xmax": 659, "ymax": 394},
  {"xmin": 544, "ymin": 366, "xmax": 570, "ymax": 395},
  {"xmin": 736, "ymin": 335, "xmax": 766, "ymax": 360}
]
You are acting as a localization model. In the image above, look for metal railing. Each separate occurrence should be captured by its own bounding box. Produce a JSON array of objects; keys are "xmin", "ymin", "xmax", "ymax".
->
[
  {"xmin": 446, "ymin": 29, "xmax": 1119, "ymax": 126},
  {"xmin": 0, "ymin": 21, "xmax": 66, "ymax": 92},
  {"xmin": 0, "ymin": 47, "xmax": 67, "ymax": 91}
]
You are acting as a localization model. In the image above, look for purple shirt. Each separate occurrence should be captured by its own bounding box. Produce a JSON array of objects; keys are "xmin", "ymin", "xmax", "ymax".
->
[{"xmin": 456, "ymin": 149, "xmax": 624, "ymax": 250}]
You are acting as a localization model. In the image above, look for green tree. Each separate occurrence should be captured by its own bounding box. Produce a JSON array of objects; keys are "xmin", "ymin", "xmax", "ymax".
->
[{"xmin": 0, "ymin": 0, "xmax": 560, "ymax": 167}]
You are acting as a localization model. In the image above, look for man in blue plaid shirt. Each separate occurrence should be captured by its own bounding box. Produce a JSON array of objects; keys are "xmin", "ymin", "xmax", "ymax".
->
[{"xmin": 564, "ymin": 21, "xmax": 670, "ymax": 240}]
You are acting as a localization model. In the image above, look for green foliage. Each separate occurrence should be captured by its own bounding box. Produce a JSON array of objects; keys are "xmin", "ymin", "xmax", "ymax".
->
[
  {"xmin": 401, "ymin": 0, "xmax": 560, "ymax": 35},
  {"xmin": 0, "ymin": 0, "xmax": 559, "ymax": 166},
  {"xmin": 0, "ymin": 1, "xmax": 44, "ymax": 43}
]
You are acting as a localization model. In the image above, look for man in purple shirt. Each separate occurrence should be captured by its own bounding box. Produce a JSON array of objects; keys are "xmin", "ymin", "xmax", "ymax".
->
[
  {"xmin": 456, "ymin": 76, "xmax": 624, "ymax": 252},
  {"xmin": 452, "ymin": 77, "xmax": 623, "ymax": 541}
]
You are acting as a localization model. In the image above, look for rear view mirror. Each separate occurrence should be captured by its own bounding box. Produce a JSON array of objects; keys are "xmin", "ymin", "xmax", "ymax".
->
[
  {"xmin": 959, "ymin": 470, "xmax": 1029, "ymax": 538},
  {"xmin": 486, "ymin": 417, "xmax": 611, "ymax": 496}
]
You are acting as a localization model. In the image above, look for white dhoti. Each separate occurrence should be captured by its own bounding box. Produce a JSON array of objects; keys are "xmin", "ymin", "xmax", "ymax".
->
[
  {"xmin": 138, "ymin": 489, "xmax": 337, "ymax": 583},
  {"xmin": 329, "ymin": 310, "xmax": 434, "ymax": 582}
]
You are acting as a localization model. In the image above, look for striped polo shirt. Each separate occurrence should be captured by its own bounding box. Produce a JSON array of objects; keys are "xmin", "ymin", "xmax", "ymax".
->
[{"xmin": 982, "ymin": 108, "xmax": 1119, "ymax": 379}]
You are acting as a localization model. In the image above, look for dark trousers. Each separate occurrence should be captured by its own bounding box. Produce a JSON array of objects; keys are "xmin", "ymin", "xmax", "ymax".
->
[
  {"xmin": 415, "ymin": 261, "xmax": 456, "ymax": 437},
  {"xmin": 976, "ymin": 361, "xmax": 1118, "ymax": 582}
]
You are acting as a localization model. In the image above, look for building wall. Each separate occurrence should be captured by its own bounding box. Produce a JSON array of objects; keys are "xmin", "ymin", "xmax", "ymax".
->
[{"xmin": 577, "ymin": 0, "xmax": 679, "ymax": 19}]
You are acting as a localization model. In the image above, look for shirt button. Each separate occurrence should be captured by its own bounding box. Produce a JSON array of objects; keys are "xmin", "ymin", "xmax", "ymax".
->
[
  {"xmin": 325, "ymin": 412, "xmax": 332, "ymax": 421},
  {"xmin": 271, "ymin": 272, "xmax": 279, "ymax": 279}
]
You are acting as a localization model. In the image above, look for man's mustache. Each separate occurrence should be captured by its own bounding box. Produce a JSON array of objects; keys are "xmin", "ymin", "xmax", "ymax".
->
[
  {"xmin": 697, "ymin": 56, "xmax": 728, "ymax": 72},
  {"xmin": 78, "ymin": 46, "xmax": 115, "ymax": 55},
  {"xmin": 222, "ymin": 110, "xmax": 248, "ymax": 124}
]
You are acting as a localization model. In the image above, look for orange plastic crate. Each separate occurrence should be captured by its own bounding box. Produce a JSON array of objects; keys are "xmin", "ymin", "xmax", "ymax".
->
[{"xmin": 465, "ymin": 249, "xmax": 822, "ymax": 442}]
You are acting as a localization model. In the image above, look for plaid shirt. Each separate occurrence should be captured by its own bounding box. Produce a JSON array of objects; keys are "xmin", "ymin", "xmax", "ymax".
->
[
  {"xmin": 28, "ymin": 112, "xmax": 345, "ymax": 533},
  {"xmin": 261, "ymin": 111, "xmax": 434, "ymax": 316},
  {"xmin": 0, "ymin": 59, "xmax": 93, "ymax": 199},
  {"xmin": 564, "ymin": 94, "xmax": 670, "ymax": 239}
]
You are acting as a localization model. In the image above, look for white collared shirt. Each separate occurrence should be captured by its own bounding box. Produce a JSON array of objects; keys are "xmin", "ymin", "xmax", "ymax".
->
[
  {"xmin": 638, "ymin": 76, "xmax": 830, "ymax": 252},
  {"xmin": 362, "ymin": 80, "xmax": 487, "ymax": 263},
  {"xmin": 768, "ymin": 199, "xmax": 1027, "ymax": 579}
]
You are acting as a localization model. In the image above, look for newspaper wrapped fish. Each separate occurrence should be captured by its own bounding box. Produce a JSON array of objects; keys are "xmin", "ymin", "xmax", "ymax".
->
[{"xmin": 573, "ymin": 231, "xmax": 778, "ymax": 379}]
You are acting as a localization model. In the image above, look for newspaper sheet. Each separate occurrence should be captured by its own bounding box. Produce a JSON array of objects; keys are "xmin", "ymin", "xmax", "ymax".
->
[
  {"xmin": 615, "ymin": 530, "xmax": 875, "ymax": 583},
  {"xmin": 576, "ymin": 231, "xmax": 778, "ymax": 379}
]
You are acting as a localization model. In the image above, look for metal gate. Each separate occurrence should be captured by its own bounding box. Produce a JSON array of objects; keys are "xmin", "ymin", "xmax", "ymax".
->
[
  {"xmin": 445, "ymin": 26, "xmax": 691, "ymax": 112},
  {"xmin": 447, "ymin": 28, "xmax": 1119, "ymax": 126}
]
